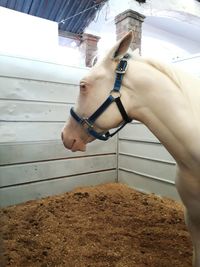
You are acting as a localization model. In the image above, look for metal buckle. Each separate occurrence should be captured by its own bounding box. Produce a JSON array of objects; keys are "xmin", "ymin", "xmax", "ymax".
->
[
  {"xmin": 81, "ymin": 118, "xmax": 93, "ymax": 129},
  {"xmin": 115, "ymin": 59, "xmax": 128, "ymax": 74}
]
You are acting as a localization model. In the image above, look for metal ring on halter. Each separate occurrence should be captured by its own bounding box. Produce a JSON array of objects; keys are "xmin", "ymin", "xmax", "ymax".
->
[{"xmin": 110, "ymin": 90, "xmax": 121, "ymax": 98}]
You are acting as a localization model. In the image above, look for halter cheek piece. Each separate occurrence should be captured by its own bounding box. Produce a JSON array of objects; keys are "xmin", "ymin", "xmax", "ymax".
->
[{"xmin": 70, "ymin": 54, "xmax": 132, "ymax": 141}]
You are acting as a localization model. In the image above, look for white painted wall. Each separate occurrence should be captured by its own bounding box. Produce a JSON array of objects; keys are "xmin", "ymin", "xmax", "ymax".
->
[
  {"xmin": 0, "ymin": 7, "xmax": 57, "ymax": 58},
  {"xmin": 118, "ymin": 122, "xmax": 178, "ymax": 200},
  {"xmin": 0, "ymin": 7, "xmax": 85, "ymax": 66},
  {"xmin": 0, "ymin": 54, "xmax": 117, "ymax": 207}
]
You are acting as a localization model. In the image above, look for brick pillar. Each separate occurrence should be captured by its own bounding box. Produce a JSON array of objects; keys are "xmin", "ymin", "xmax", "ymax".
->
[
  {"xmin": 79, "ymin": 33, "xmax": 100, "ymax": 67},
  {"xmin": 115, "ymin": 9, "xmax": 145, "ymax": 53}
]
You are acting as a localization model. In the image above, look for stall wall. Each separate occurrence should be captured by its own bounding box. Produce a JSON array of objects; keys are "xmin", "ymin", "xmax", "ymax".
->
[
  {"xmin": 118, "ymin": 122, "xmax": 179, "ymax": 200},
  {"xmin": 0, "ymin": 54, "xmax": 117, "ymax": 207}
]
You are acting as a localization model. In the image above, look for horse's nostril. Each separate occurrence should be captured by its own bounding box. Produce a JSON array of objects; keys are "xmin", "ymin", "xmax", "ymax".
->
[{"xmin": 61, "ymin": 131, "xmax": 64, "ymax": 141}]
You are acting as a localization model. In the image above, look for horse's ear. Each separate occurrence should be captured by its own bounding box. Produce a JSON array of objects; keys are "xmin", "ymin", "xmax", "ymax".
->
[{"xmin": 110, "ymin": 31, "xmax": 133, "ymax": 60}]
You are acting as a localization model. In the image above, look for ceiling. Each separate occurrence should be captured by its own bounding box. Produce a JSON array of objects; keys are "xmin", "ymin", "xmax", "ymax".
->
[{"xmin": 0, "ymin": 0, "xmax": 108, "ymax": 34}]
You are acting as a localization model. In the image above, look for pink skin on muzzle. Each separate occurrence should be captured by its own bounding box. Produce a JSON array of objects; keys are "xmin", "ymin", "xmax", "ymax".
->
[{"xmin": 61, "ymin": 120, "xmax": 95, "ymax": 152}]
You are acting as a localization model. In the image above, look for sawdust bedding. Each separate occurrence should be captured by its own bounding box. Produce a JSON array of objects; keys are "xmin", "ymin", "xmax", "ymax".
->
[{"xmin": 0, "ymin": 183, "xmax": 192, "ymax": 267}]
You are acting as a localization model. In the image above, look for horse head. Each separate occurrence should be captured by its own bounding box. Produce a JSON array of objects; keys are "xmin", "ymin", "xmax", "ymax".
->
[{"xmin": 61, "ymin": 31, "xmax": 136, "ymax": 152}]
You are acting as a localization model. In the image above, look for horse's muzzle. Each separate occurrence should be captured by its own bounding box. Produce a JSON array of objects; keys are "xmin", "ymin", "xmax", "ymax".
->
[{"xmin": 61, "ymin": 130, "xmax": 87, "ymax": 152}]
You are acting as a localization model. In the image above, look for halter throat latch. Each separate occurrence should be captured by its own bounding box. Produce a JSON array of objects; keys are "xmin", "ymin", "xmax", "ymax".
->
[{"xmin": 70, "ymin": 54, "xmax": 132, "ymax": 141}]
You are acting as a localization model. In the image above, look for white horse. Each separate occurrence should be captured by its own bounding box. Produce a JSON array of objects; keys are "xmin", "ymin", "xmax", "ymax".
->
[{"xmin": 61, "ymin": 31, "xmax": 200, "ymax": 266}]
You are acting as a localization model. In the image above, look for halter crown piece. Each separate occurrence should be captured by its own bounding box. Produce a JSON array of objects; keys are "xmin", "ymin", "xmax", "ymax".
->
[{"xmin": 70, "ymin": 54, "xmax": 132, "ymax": 141}]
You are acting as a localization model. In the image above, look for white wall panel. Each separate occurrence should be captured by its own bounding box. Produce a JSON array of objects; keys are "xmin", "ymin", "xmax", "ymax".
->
[
  {"xmin": 0, "ymin": 155, "xmax": 116, "ymax": 187},
  {"xmin": 118, "ymin": 122, "xmax": 179, "ymax": 200},
  {"xmin": 119, "ymin": 139, "xmax": 175, "ymax": 162},
  {"xmin": 0, "ymin": 171, "xmax": 116, "ymax": 207},
  {"xmin": 0, "ymin": 100, "xmax": 71, "ymax": 121},
  {"xmin": 119, "ymin": 122, "xmax": 160, "ymax": 142},
  {"xmin": 119, "ymin": 154, "xmax": 176, "ymax": 182},
  {"xmin": 119, "ymin": 170, "xmax": 179, "ymax": 201},
  {"xmin": 0, "ymin": 138, "xmax": 116, "ymax": 166},
  {"xmin": 0, "ymin": 76, "xmax": 79, "ymax": 103},
  {"xmin": 0, "ymin": 54, "xmax": 86, "ymax": 84},
  {"xmin": 0, "ymin": 54, "xmax": 116, "ymax": 207},
  {"xmin": 0, "ymin": 122, "xmax": 63, "ymax": 142}
]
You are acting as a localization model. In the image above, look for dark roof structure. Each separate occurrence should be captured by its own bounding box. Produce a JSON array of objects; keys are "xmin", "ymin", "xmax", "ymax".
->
[{"xmin": 0, "ymin": 0, "xmax": 108, "ymax": 34}]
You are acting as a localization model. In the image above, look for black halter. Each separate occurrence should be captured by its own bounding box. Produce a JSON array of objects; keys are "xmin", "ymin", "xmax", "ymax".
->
[{"xmin": 70, "ymin": 54, "xmax": 132, "ymax": 141}]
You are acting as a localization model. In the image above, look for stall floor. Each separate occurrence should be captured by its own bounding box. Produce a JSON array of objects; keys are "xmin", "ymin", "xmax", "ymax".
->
[{"xmin": 1, "ymin": 183, "xmax": 192, "ymax": 267}]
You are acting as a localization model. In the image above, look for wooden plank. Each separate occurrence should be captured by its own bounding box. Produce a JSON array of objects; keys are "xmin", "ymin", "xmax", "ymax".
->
[
  {"xmin": 0, "ymin": 54, "xmax": 87, "ymax": 84},
  {"xmin": 0, "ymin": 170, "xmax": 116, "ymax": 207},
  {"xmin": 0, "ymin": 76, "xmax": 79, "ymax": 103},
  {"xmin": 119, "ymin": 154, "xmax": 176, "ymax": 183},
  {"xmin": 0, "ymin": 138, "xmax": 117, "ymax": 165},
  {"xmin": 0, "ymin": 121, "xmax": 117, "ymax": 143},
  {"xmin": 119, "ymin": 123, "xmax": 159, "ymax": 143},
  {"xmin": 119, "ymin": 139, "xmax": 175, "ymax": 163},
  {"xmin": 118, "ymin": 170, "xmax": 179, "ymax": 201},
  {"xmin": 0, "ymin": 122, "xmax": 63, "ymax": 142},
  {"xmin": 0, "ymin": 155, "xmax": 116, "ymax": 187},
  {"xmin": 0, "ymin": 100, "xmax": 72, "ymax": 121}
]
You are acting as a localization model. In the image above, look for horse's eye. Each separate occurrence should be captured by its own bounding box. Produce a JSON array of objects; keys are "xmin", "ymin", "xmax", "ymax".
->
[
  {"xmin": 80, "ymin": 84, "xmax": 86, "ymax": 89},
  {"xmin": 80, "ymin": 82, "xmax": 87, "ymax": 92}
]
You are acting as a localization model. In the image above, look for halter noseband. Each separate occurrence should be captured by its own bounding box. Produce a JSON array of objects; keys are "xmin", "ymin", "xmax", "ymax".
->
[{"xmin": 70, "ymin": 54, "xmax": 132, "ymax": 141}]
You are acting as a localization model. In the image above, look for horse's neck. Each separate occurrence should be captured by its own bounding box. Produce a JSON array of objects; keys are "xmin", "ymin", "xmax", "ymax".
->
[
  {"xmin": 128, "ymin": 60, "xmax": 200, "ymax": 170},
  {"xmin": 176, "ymin": 70, "xmax": 200, "ymax": 124},
  {"xmin": 141, "ymin": 106, "xmax": 200, "ymax": 169}
]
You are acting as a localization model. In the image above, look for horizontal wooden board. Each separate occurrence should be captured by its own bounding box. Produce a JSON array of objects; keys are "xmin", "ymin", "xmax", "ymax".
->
[
  {"xmin": 0, "ymin": 54, "xmax": 87, "ymax": 84},
  {"xmin": 119, "ymin": 139, "xmax": 175, "ymax": 163},
  {"xmin": 0, "ymin": 76, "xmax": 79, "ymax": 103},
  {"xmin": 119, "ymin": 154, "xmax": 176, "ymax": 183},
  {"xmin": 0, "ymin": 154, "xmax": 116, "ymax": 187},
  {"xmin": 0, "ymin": 138, "xmax": 117, "ymax": 165},
  {"xmin": 0, "ymin": 100, "xmax": 72, "ymax": 121},
  {"xmin": 119, "ymin": 123, "xmax": 159, "ymax": 143},
  {"xmin": 118, "ymin": 170, "xmax": 179, "ymax": 201},
  {"xmin": 0, "ymin": 122, "xmax": 63, "ymax": 142},
  {"xmin": 0, "ymin": 170, "xmax": 116, "ymax": 207}
]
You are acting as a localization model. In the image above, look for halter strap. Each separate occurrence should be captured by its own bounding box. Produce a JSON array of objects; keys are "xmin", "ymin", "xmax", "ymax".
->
[
  {"xmin": 89, "ymin": 95, "xmax": 115, "ymax": 122},
  {"xmin": 115, "ymin": 97, "xmax": 132, "ymax": 123},
  {"xmin": 70, "ymin": 54, "xmax": 132, "ymax": 141},
  {"xmin": 113, "ymin": 55, "xmax": 128, "ymax": 91}
]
